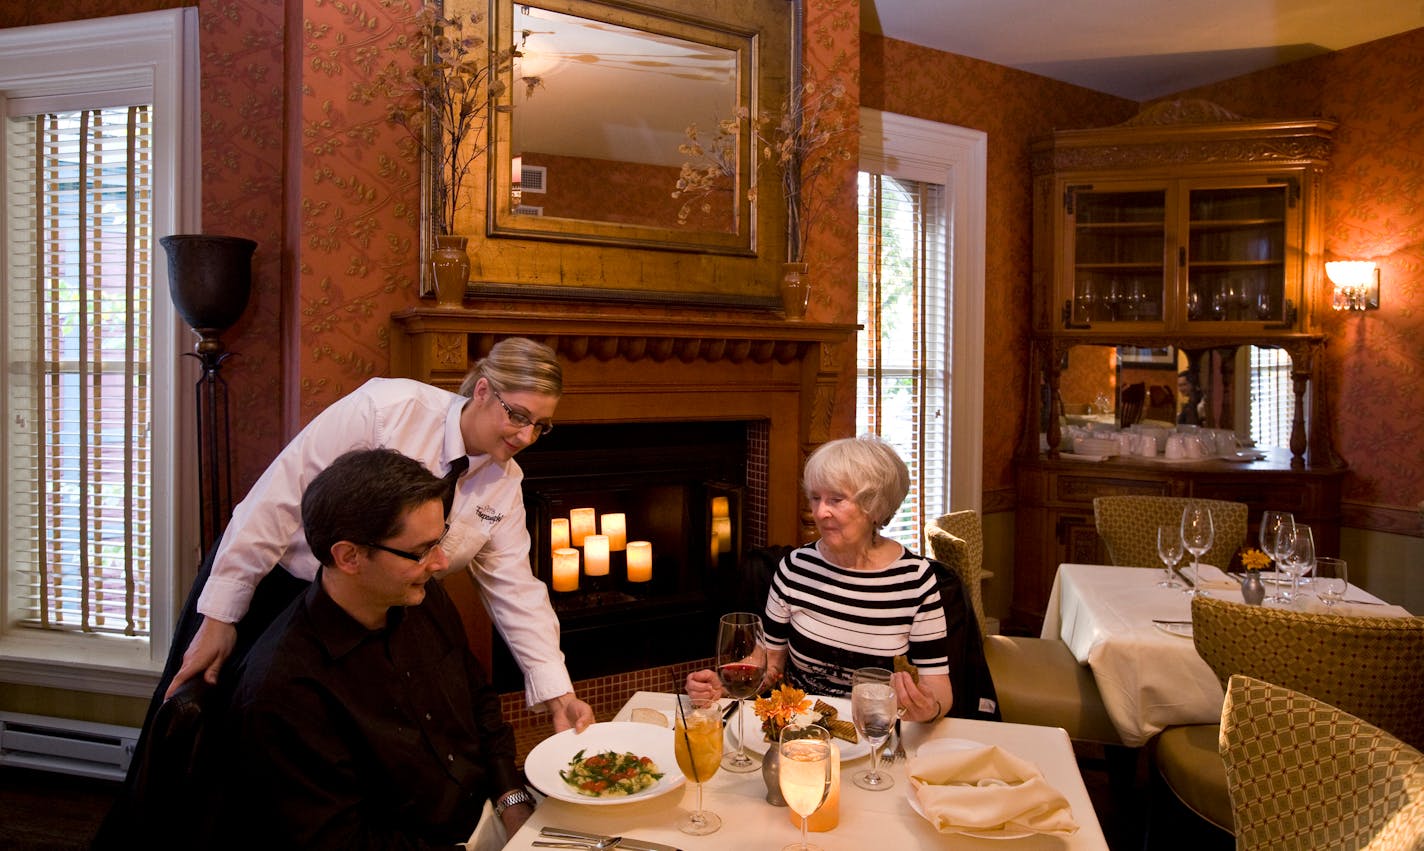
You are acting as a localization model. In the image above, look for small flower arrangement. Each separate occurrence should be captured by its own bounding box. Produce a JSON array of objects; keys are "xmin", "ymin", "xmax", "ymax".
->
[
  {"xmin": 1238, "ymin": 547, "xmax": 1272, "ymax": 572},
  {"xmin": 753, "ymin": 683, "xmax": 814, "ymax": 742}
]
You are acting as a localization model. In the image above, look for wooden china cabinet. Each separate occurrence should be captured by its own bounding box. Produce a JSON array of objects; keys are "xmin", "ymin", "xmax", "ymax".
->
[{"xmin": 1012, "ymin": 101, "xmax": 1347, "ymax": 634}]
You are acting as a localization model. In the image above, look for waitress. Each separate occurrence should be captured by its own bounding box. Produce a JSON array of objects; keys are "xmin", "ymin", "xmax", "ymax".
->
[{"xmin": 160, "ymin": 337, "xmax": 594, "ymax": 732}]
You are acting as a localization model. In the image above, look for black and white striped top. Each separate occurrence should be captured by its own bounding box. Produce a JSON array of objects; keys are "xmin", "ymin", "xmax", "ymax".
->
[{"xmin": 763, "ymin": 542, "xmax": 950, "ymax": 697}]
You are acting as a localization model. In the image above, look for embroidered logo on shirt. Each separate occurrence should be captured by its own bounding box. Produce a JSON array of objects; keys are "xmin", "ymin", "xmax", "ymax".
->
[{"xmin": 475, "ymin": 505, "xmax": 503, "ymax": 525}]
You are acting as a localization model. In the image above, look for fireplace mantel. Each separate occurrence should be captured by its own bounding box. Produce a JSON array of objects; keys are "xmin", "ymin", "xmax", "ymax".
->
[{"xmin": 390, "ymin": 307, "xmax": 858, "ymax": 545}]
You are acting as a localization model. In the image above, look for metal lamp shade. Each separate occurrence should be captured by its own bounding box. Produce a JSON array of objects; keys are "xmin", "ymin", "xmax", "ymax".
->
[{"xmin": 160, "ymin": 234, "xmax": 256, "ymax": 337}]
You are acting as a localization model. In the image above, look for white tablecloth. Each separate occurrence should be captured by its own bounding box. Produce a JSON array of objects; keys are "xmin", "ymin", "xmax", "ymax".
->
[
  {"xmin": 1040, "ymin": 563, "xmax": 1410, "ymax": 747},
  {"xmin": 502, "ymin": 690, "xmax": 1108, "ymax": 850}
]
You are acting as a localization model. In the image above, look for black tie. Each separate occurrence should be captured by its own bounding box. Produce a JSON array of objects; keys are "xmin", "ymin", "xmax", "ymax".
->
[{"xmin": 442, "ymin": 456, "xmax": 469, "ymax": 515}]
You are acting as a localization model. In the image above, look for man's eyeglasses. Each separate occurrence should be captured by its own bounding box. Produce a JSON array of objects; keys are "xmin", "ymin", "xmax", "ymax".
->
[
  {"xmin": 364, "ymin": 523, "xmax": 450, "ymax": 564},
  {"xmin": 491, "ymin": 386, "xmax": 554, "ymax": 438}
]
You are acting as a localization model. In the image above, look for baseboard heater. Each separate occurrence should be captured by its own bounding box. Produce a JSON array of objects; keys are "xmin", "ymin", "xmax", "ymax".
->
[{"xmin": 0, "ymin": 711, "xmax": 138, "ymax": 781}]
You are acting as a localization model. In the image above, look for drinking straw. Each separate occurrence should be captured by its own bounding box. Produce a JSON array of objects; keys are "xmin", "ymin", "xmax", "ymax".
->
[{"xmin": 674, "ymin": 694, "xmax": 701, "ymax": 783}]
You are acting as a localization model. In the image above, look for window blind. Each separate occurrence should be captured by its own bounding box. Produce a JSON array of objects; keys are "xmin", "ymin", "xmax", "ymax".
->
[
  {"xmin": 856, "ymin": 172, "xmax": 949, "ymax": 551},
  {"xmin": 5, "ymin": 105, "xmax": 154, "ymax": 637},
  {"xmin": 1249, "ymin": 346, "xmax": 1293, "ymax": 450}
]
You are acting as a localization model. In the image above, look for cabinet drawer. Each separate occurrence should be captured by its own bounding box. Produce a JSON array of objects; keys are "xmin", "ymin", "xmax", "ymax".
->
[
  {"xmin": 1054, "ymin": 474, "xmax": 1170, "ymax": 506},
  {"xmin": 1193, "ymin": 479, "xmax": 1324, "ymax": 515}
]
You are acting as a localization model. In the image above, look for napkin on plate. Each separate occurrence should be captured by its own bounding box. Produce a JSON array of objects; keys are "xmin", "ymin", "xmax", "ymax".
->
[{"xmin": 908, "ymin": 743, "xmax": 1078, "ymax": 837}]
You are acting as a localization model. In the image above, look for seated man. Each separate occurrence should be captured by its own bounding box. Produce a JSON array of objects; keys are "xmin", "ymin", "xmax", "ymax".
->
[{"xmin": 215, "ymin": 448, "xmax": 534, "ymax": 849}]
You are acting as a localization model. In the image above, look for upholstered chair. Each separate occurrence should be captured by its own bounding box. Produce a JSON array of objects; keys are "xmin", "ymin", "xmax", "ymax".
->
[
  {"xmin": 925, "ymin": 510, "xmax": 988, "ymax": 636},
  {"xmin": 1093, "ymin": 495, "xmax": 1247, "ymax": 570},
  {"xmin": 1220, "ymin": 674, "xmax": 1424, "ymax": 850},
  {"xmin": 1154, "ymin": 595, "xmax": 1424, "ymax": 835}
]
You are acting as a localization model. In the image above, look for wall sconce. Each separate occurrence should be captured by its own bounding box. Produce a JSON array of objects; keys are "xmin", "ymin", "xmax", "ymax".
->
[{"xmin": 1325, "ymin": 260, "xmax": 1380, "ymax": 311}]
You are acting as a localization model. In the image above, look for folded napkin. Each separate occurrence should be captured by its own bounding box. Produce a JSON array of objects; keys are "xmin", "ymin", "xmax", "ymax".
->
[
  {"xmin": 1196, "ymin": 577, "xmax": 1241, "ymax": 592},
  {"xmin": 908, "ymin": 742, "xmax": 1079, "ymax": 838},
  {"xmin": 1289, "ymin": 597, "xmax": 1412, "ymax": 618}
]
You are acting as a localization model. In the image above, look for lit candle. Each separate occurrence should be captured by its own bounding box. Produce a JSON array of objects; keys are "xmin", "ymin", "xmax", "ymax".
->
[
  {"xmin": 711, "ymin": 496, "xmax": 730, "ymax": 518},
  {"xmin": 550, "ymin": 518, "xmax": 570, "ymax": 553},
  {"xmin": 713, "ymin": 516, "xmax": 733, "ymax": 551},
  {"xmin": 601, "ymin": 513, "xmax": 627, "ymax": 551},
  {"xmin": 792, "ymin": 747, "xmax": 840, "ymax": 832},
  {"xmin": 551, "ymin": 548, "xmax": 579, "ymax": 592},
  {"xmin": 627, "ymin": 541, "xmax": 652, "ymax": 582},
  {"xmin": 570, "ymin": 508, "xmax": 596, "ymax": 547},
  {"xmin": 584, "ymin": 534, "xmax": 610, "ymax": 576}
]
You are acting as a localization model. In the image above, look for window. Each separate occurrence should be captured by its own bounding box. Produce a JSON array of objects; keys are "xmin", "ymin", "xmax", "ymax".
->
[
  {"xmin": 0, "ymin": 9, "xmax": 198, "ymax": 691},
  {"xmin": 1249, "ymin": 346, "xmax": 1294, "ymax": 449},
  {"xmin": 859, "ymin": 110, "xmax": 986, "ymax": 551}
]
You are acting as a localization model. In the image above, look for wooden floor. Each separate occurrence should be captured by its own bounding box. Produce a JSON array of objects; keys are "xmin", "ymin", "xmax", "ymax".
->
[{"xmin": 0, "ymin": 754, "xmax": 1230, "ymax": 850}]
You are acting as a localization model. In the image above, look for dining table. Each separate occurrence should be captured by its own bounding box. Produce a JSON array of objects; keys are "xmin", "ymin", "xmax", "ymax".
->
[
  {"xmin": 1040, "ymin": 562, "xmax": 1412, "ymax": 747},
  {"xmin": 501, "ymin": 690, "xmax": 1109, "ymax": 850}
]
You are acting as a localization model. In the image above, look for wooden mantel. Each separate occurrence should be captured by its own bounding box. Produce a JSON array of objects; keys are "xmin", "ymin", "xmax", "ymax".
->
[{"xmin": 390, "ymin": 307, "xmax": 858, "ymax": 545}]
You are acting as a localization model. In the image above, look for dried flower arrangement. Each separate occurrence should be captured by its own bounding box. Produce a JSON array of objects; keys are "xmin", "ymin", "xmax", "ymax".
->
[{"xmin": 753, "ymin": 683, "xmax": 813, "ymax": 742}]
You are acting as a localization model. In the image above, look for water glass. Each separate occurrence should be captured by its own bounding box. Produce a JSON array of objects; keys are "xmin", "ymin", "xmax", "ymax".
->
[
  {"xmin": 1180, "ymin": 503, "xmax": 1215, "ymax": 596},
  {"xmin": 1156, "ymin": 525, "xmax": 1184, "ymax": 589},
  {"xmin": 1278, "ymin": 525, "xmax": 1315, "ymax": 605},
  {"xmin": 1314, "ymin": 556, "xmax": 1348, "ymax": 607},
  {"xmin": 849, "ymin": 667, "xmax": 896, "ymax": 791}
]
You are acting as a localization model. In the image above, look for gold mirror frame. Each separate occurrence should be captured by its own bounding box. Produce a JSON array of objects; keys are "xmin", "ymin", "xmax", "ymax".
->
[{"xmin": 434, "ymin": 0, "xmax": 794, "ymax": 308}]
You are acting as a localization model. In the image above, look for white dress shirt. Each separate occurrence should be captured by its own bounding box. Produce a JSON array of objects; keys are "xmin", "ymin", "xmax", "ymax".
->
[{"xmin": 197, "ymin": 377, "xmax": 572, "ymax": 707}]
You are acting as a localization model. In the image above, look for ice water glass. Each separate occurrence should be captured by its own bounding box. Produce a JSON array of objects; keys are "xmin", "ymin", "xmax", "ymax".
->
[
  {"xmin": 849, "ymin": 667, "xmax": 896, "ymax": 791},
  {"xmin": 1314, "ymin": 556, "xmax": 1348, "ymax": 607}
]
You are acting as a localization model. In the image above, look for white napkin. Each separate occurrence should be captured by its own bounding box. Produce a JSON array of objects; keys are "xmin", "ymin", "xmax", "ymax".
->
[
  {"xmin": 908, "ymin": 743, "xmax": 1079, "ymax": 838},
  {"xmin": 464, "ymin": 800, "xmax": 508, "ymax": 851}
]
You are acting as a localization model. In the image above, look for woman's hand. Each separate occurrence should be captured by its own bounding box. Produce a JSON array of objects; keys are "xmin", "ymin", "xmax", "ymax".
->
[
  {"xmin": 891, "ymin": 671, "xmax": 951, "ymax": 723},
  {"xmin": 685, "ymin": 669, "xmax": 723, "ymax": 704}
]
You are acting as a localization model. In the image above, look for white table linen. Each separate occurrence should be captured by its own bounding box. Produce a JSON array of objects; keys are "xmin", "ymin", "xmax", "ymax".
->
[
  {"xmin": 502, "ymin": 690, "xmax": 1108, "ymax": 850},
  {"xmin": 1040, "ymin": 563, "xmax": 1410, "ymax": 747}
]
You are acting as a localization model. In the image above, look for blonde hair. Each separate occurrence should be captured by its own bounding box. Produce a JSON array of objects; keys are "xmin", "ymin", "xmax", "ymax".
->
[
  {"xmin": 802, "ymin": 435, "xmax": 909, "ymax": 529},
  {"xmin": 458, "ymin": 337, "xmax": 563, "ymax": 398}
]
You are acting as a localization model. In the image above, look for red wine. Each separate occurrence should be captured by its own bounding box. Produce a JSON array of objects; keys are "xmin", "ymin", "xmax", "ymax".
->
[{"xmin": 719, "ymin": 662, "xmax": 764, "ymax": 699}]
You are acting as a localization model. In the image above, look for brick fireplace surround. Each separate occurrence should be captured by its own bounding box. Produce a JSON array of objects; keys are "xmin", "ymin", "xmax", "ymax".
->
[{"xmin": 391, "ymin": 305, "xmax": 856, "ymax": 759}]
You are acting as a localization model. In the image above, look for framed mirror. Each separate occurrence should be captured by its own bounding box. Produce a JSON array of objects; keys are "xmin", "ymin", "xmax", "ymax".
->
[{"xmin": 434, "ymin": 0, "xmax": 794, "ymax": 306}]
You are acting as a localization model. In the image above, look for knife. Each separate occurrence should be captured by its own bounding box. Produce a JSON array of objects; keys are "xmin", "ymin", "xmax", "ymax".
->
[
  {"xmin": 721, "ymin": 699, "xmax": 741, "ymax": 724},
  {"xmin": 541, "ymin": 827, "xmax": 683, "ymax": 851},
  {"xmin": 1174, "ymin": 566, "xmax": 1195, "ymax": 588}
]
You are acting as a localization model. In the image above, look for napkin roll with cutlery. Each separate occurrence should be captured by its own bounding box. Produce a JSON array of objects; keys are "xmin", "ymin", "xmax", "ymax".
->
[{"xmin": 908, "ymin": 742, "xmax": 1079, "ymax": 837}]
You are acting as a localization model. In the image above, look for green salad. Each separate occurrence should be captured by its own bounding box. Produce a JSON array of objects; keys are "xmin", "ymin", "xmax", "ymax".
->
[{"xmin": 559, "ymin": 748, "xmax": 663, "ymax": 797}]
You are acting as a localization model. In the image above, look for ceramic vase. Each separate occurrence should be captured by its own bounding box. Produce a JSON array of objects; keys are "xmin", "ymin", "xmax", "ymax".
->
[
  {"xmin": 431, "ymin": 234, "xmax": 471, "ymax": 306},
  {"xmin": 780, "ymin": 261, "xmax": 810, "ymax": 320},
  {"xmin": 761, "ymin": 740, "xmax": 786, "ymax": 806},
  {"xmin": 1241, "ymin": 570, "xmax": 1265, "ymax": 606}
]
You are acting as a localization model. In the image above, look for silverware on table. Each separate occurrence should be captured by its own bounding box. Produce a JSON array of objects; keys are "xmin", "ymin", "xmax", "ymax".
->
[
  {"xmin": 533, "ymin": 841, "xmax": 621, "ymax": 850},
  {"xmin": 1343, "ymin": 598, "xmax": 1388, "ymax": 606},
  {"xmin": 1174, "ymin": 566, "xmax": 1195, "ymax": 588},
  {"xmin": 721, "ymin": 699, "xmax": 740, "ymax": 724},
  {"xmin": 891, "ymin": 717, "xmax": 907, "ymax": 763},
  {"xmin": 880, "ymin": 719, "xmax": 900, "ymax": 765},
  {"xmin": 1152, "ymin": 619, "xmax": 1193, "ymax": 625},
  {"xmin": 540, "ymin": 827, "xmax": 680, "ymax": 851}
]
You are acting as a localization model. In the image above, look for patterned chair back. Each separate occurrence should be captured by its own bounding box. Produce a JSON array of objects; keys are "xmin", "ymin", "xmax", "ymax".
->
[
  {"xmin": 1221, "ymin": 674, "xmax": 1424, "ymax": 850},
  {"xmin": 925, "ymin": 510, "xmax": 987, "ymax": 637},
  {"xmin": 1193, "ymin": 595, "xmax": 1424, "ymax": 750},
  {"xmin": 1093, "ymin": 495, "xmax": 1247, "ymax": 570}
]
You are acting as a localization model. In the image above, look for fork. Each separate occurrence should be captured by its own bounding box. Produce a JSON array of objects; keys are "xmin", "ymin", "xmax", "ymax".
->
[{"xmin": 881, "ymin": 718, "xmax": 906, "ymax": 765}]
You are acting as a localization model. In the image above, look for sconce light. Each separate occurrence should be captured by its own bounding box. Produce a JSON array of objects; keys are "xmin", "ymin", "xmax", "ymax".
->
[
  {"xmin": 511, "ymin": 155, "xmax": 523, "ymax": 209},
  {"xmin": 1325, "ymin": 260, "xmax": 1380, "ymax": 311}
]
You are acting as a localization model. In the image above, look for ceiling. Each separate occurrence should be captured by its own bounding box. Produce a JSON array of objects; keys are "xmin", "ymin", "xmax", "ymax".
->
[{"xmin": 861, "ymin": 0, "xmax": 1424, "ymax": 101}]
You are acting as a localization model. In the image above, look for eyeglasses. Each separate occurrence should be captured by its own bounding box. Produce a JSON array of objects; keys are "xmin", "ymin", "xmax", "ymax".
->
[
  {"xmin": 363, "ymin": 523, "xmax": 450, "ymax": 564},
  {"xmin": 491, "ymin": 386, "xmax": 554, "ymax": 438}
]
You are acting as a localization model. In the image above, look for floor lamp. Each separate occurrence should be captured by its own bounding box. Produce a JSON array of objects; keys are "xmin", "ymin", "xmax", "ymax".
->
[{"xmin": 160, "ymin": 234, "xmax": 257, "ymax": 554}]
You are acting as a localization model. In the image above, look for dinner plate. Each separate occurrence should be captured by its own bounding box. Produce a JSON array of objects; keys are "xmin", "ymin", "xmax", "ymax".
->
[
  {"xmin": 904, "ymin": 738, "xmax": 1033, "ymax": 840},
  {"xmin": 724, "ymin": 695, "xmax": 872, "ymax": 761},
  {"xmin": 1153, "ymin": 620, "xmax": 1193, "ymax": 639},
  {"xmin": 523, "ymin": 721, "xmax": 685, "ymax": 805}
]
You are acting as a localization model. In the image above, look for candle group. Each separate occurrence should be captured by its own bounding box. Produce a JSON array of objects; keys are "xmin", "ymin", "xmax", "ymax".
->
[{"xmin": 549, "ymin": 507, "xmax": 651, "ymax": 587}]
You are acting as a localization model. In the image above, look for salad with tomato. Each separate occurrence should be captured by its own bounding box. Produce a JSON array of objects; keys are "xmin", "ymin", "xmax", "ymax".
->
[{"xmin": 559, "ymin": 749, "xmax": 664, "ymax": 797}]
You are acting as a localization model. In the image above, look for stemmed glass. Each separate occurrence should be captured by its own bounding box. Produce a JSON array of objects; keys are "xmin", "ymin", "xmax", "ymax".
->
[
  {"xmin": 1279, "ymin": 525, "xmax": 1316, "ymax": 605},
  {"xmin": 673, "ymin": 694, "xmax": 723, "ymax": 835},
  {"xmin": 849, "ymin": 666, "xmax": 897, "ymax": 791},
  {"xmin": 1259, "ymin": 510, "xmax": 1296, "ymax": 604},
  {"xmin": 1179, "ymin": 503, "xmax": 1215, "ymax": 596},
  {"xmin": 1156, "ymin": 524, "xmax": 1184, "ymax": 588},
  {"xmin": 1314, "ymin": 556, "xmax": 1348, "ymax": 607},
  {"xmin": 779, "ymin": 725, "xmax": 833, "ymax": 851},
  {"xmin": 716, "ymin": 612, "xmax": 767, "ymax": 772}
]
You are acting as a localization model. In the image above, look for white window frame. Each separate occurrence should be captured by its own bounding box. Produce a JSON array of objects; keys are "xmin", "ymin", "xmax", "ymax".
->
[
  {"xmin": 859, "ymin": 109, "xmax": 986, "ymax": 512},
  {"xmin": 0, "ymin": 8, "xmax": 200, "ymax": 696}
]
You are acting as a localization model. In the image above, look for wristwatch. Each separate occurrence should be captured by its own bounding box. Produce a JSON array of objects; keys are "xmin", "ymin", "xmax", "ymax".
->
[{"xmin": 494, "ymin": 788, "xmax": 535, "ymax": 817}]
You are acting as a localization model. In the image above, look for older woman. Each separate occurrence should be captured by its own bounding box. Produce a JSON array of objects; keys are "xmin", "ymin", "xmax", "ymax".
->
[{"xmin": 690, "ymin": 435, "xmax": 951, "ymax": 723}]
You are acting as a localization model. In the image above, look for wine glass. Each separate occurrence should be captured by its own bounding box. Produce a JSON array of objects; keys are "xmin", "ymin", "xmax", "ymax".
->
[
  {"xmin": 1314, "ymin": 556, "xmax": 1348, "ymax": 608},
  {"xmin": 849, "ymin": 667, "xmax": 897, "ymax": 791},
  {"xmin": 716, "ymin": 612, "xmax": 766, "ymax": 772},
  {"xmin": 1179, "ymin": 503, "xmax": 1214, "ymax": 596},
  {"xmin": 673, "ymin": 694, "xmax": 723, "ymax": 835},
  {"xmin": 1156, "ymin": 524, "xmax": 1184, "ymax": 588},
  {"xmin": 1279, "ymin": 525, "xmax": 1315, "ymax": 605},
  {"xmin": 1259, "ymin": 511, "xmax": 1296, "ymax": 604},
  {"xmin": 779, "ymin": 724, "xmax": 833, "ymax": 851}
]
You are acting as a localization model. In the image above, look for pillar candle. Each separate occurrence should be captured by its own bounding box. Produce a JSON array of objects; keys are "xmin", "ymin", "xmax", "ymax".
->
[
  {"xmin": 711, "ymin": 496, "xmax": 730, "ymax": 518},
  {"xmin": 550, "ymin": 518, "xmax": 570, "ymax": 553},
  {"xmin": 791, "ymin": 747, "xmax": 840, "ymax": 832},
  {"xmin": 626, "ymin": 541, "xmax": 652, "ymax": 582},
  {"xmin": 551, "ymin": 548, "xmax": 579, "ymax": 592},
  {"xmin": 600, "ymin": 513, "xmax": 627, "ymax": 551},
  {"xmin": 569, "ymin": 508, "xmax": 596, "ymax": 547},
  {"xmin": 584, "ymin": 534, "xmax": 610, "ymax": 576},
  {"xmin": 712, "ymin": 516, "xmax": 733, "ymax": 551}
]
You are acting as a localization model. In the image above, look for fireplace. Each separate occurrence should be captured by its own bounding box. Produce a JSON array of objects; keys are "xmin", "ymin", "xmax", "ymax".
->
[{"xmin": 390, "ymin": 305, "xmax": 856, "ymax": 676}]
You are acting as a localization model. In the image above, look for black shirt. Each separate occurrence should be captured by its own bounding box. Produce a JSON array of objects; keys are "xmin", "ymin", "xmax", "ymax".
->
[{"xmin": 222, "ymin": 574, "xmax": 519, "ymax": 850}]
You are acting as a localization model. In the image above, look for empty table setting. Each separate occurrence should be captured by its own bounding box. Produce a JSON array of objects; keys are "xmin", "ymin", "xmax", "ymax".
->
[
  {"xmin": 1041, "ymin": 562, "xmax": 1412, "ymax": 746},
  {"xmin": 502, "ymin": 690, "xmax": 1109, "ymax": 849}
]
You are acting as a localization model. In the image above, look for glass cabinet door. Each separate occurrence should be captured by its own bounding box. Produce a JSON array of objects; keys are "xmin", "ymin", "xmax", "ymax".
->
[
  {"xmin": 1184, "ymin": 183, "xmax": 1291, "ymax": 325},
  {"xmin": 1065, "ymin": 186, "xmax": 1168, "ymax": 328}
]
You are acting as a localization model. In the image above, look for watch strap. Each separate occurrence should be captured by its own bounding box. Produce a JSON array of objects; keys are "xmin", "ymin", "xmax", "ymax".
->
[{"xmin": 493, "ymin": 787, "xmax": 534, "ymax": 817}]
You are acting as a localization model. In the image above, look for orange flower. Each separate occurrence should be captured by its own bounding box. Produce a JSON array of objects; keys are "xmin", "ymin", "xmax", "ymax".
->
[
  {"xmin": 754, "ymin": 683, "xmax": 812, "ymax": 741},
  {"xmin": 1239, "ymin": 547, "xmax": 1272, "ymax": 571}
]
